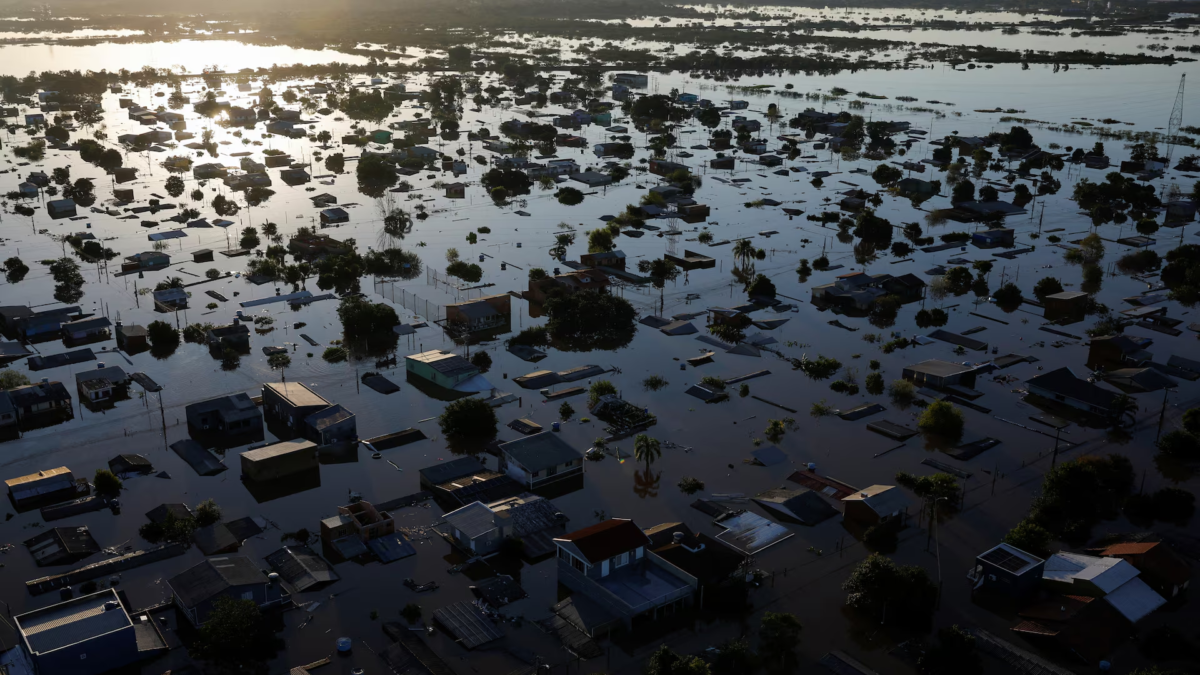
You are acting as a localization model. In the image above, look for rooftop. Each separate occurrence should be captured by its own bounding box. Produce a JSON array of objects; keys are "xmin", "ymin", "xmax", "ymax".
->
[
  {"xmin": 498, "ymin": 432, "xmax": 582, "ymax": 472},
  {"xmin": 16, "ymin": 589, "xmax": 131, "ymax": 655},
  {"xmin": 264, "ymin": 382, "xmax": 330, "ymax": 408},
  {"xmin": 406, "ymin": 350, "xmax": 478, "ymax": 378},
  {"xmin": 977, "ymin": 542, "xmax": 1044, "ymax": 575},
  {"xmin": 1044, "ymin": 552, "xmax": 1140, "ymax": 594},
  {"xmin": 555, "ymin": 518, "xmax": 649, "ymax": 565},
  {"xmin": 168, "ymin": 556, "xmax": 267, "ymax": 609},
  {"xmin": 242, "ymin": 439, "xmax": 317, "ymax": 463}
]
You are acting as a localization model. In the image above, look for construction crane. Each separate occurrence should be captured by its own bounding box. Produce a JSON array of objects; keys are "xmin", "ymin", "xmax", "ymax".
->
[{"xmin": 1166, "ymin": 74, "xmax": 1186, "ymax": 168}]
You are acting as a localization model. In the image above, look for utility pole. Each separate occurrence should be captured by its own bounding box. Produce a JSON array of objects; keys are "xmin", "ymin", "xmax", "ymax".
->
[{"xmin": 1157, "ymin": 386, "xmax": 1174, "ymax": 442}]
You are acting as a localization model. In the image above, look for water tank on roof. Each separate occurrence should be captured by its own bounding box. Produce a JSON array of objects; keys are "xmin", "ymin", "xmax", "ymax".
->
[{"xmin": 337, "ymin": 637, "xmax": 352, "ymax": 652}]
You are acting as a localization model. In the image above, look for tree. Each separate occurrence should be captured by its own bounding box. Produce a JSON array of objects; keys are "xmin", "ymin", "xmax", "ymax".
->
[
  {"xmin": 439, "ymin": 397, "xmax": 498, "ymax": 442},
  {"xmin": 842, "ymin": 553, "xmax": 938, "ymax": 627},
  {"xmin": 633, "ymin": 434, "xmax": 662, "ymax": 471},
  {"xmin": 711, "ymin": 638, "xmax": 758, "ymax": 675},
  {"xmin": 1033, "ymin": 277, "xmax": 1064, "ymax": 301},
  {"xmin": 212, "ymin": 194, "xmax": 239, "ymax": 217},
  {"xmin": 587, "ymin": 228, "xmax": 615, "ymax": 253},
  {"xmin": 991, "ymin": 283, "xmax": 1022, "ymax": 310},
  {"xmin": 1109, "ymin": 393, "xmax": 1138, "ymax": 428},
  {"xmin": 759, "ymin": 612, "xmax": 802, "ymax": 671},
  {"xmin": 146, "ymin": 320, "xmax": 180, "ymax": 353},
  {"xmin": 952, "ymin": 179, "xmax": 975, "ymax": 203},
  {"xmin": 733, "ymin": 239, "xmax": 756, "ymax": 268},
  {"xmin": 559, "ymin": 401, "xmax": 575, "ymax": 421},
  {"xmin": 240, "ymin": 227, "xmax": 260, "ymax": 250},
  {"xmin": 325, "ymin": 153, "xmax": 345, "ymax": 173},
  {"xmin": 0, "ymin": 370, "xmax": 31, "ymax": 390},
  {"xmin": 93, "ymin": 469, "xmax": 122, "ymax": 495},
  {"xmin": 543, "ymin": 289, "xmax": 636, "ymax": 349},
  {"xmin": 872, "ymin": 163, "xmax": 902, "ymax": 185},
  {"xmin": 165, "ymin": 175, "xmax": 185, "ymax": 198},
  {"xmin": 1029, "ymin": 454, "xmax": 1134, "ymax": 540},
  {"xmin": 556, "ymin": 187, "xmax": 584, "ymax": 205},
  {"xmin": 1004, "ymin": 519, "xmax": 1052, "ymax": 558},
  {"xmin": 978, "ymin": 184, "xmax": 999, "ymax": 202},
  {"xmin": 337, "ymin": 296, "xmax": 398, "ymax": 339},
  {"xmin": 194, "ymin": 499, "xmax": 221, "ymax": 526},
  {"xmin": 190, "ymin": 597, "xmax": 279, "ymax": 669},
  {"xmin": 588, "ymin": 380, "xmax": 617, "ymax": 406},
  {"xmin": 647, "ymin": 645, "xmax": 711, "ymax": 675},
  {"xmin": 917, "ymin": 400, "xmax": 965, "ymax": 441},
  {"xmin": 638, "ymin": 258, "xmax": 681, "ymax": 308},
  {"xmin": 746, "ymin": 274, "xmax": 776, "ymax": 298}
]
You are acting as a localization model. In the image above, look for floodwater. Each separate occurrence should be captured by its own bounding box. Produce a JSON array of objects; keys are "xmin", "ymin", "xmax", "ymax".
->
[
  {"xmin": 0, "ymin": 40, "xmax": 369, "ymax": 76},
  {"xmin": 0, "ymin": 33, "xmax": 1199, "ymax": 675}
]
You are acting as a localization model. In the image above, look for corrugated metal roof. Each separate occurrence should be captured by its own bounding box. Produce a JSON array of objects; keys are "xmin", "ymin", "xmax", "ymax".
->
[
  {"xmin": 17, "ymin": 590, "xmax": 130, "ymax": 655},
  {"xmin": 443, "ymin": 502, "xmax": 499, "ymax": 539},
  {"xmin": 1103, "ymin": 577, "xmax": 1166, "ymax": 623}
]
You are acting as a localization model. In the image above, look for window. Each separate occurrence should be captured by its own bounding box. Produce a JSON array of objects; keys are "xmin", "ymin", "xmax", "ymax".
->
[
  {"xmin": 547, "ymin": 465, "xmax": 558, "ymax": 477},
  {"xmin": 242, "ymin": 591, "xmax": 254, "ymax": 601},
  {"xmin": 572, "ymin": 557, "xmax": 585, "ymax": 573}
]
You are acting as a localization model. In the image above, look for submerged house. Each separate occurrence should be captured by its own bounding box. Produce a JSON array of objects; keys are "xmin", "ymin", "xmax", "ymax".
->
[
  {"xmin": 167, "ymin": 556, "xmax": 285, "ymax": 627},
  {"xmin": 497, "ymin": 432, "xmax": 584, "ymax": 490},
  {"xmin": 185, "ymin": 393, "xmax": 263, "ymax": 437},
  {"xmin": 841, "ymin": 485, "xmax": 910, "ymax": 529},
  {"xmin": 1026, "ymin": 367, "xmax": 1120, "ymax": 417},
  {"xmin": 441, "ymin": 493, "xmax": 567, "ymax": 557},
  {"xmin": 14, "ymin": 589, "xmax": 167, "ymax": 675},
  {"xmin": 901, "ymin": 360, "xmax": 980, "ymax": 390},
  {"xmin": 554, "ymin": 519, "xmax": 694, "ymax": 635},
  {"xmin": 404, "ymin": 350, "xmax": 485, "ymax": 392},
  {"xmin": 445, "ymin": 294, "xmax": 511, "ymax": 334},
  {"xmin": 261, "ymin": 382, "xmax": 356, "ymax": 445},
  {"xmin": 968, "ymin": 542, "xmax": 1046, "ymax": 599}
]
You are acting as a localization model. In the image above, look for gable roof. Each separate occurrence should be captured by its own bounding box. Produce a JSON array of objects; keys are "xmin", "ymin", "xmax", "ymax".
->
[
  {"xmin": 1026, "ymin": 367, "xmax": 1119, "ymax": 410},
  {"xmin": 1044, "ymin": 552, "xmax": 1140, "ymax": 594},
  {"xmin": 842, "ymin": 485, "xmax": 911, "ymax": 516},
  {"xmin": 555, "ymin": 518, "xmax": 649, "ymax": 565},
  {"xmin": 168, "ymin": 556, "xmax": 266, "ymax": 609}
]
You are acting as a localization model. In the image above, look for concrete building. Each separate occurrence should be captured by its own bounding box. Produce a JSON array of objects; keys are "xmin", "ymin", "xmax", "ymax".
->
[
  {"xmin": 46, "ymin": 199, "xmax": 77, "ymax": 220},
  {"xmin": 526, "ymin": 270, "xmax": 611, "ymax": 304},
  {"xmin": 320, "ymin": 500, "xmax": 395, "ymax": 545},
  {"xmin": 121, "ymin": 251, "xmax": 170, "ymax": 272},
  {"xmin": 167, "ymin": 556, "xmax": 285, "ymax": 627},
  {"xmin": 185, "ymin": 392, "xmax": 263, "ymax": 436},
  {"xmin": 261, "ymin": 382, "xmax": 355, "ymax": 443},
  {"xmin": 968, "ymin": 542, "xmax": 1045, "ymax": 599},
  {"xmin": 240, "ymin": 439, "xmax": 319, "ymax": 482},
  {"xmin": 74, "ymin": 365, "xmax": 128, "ymax": 404},
  {"xmin": 7, "ymin": 381, "xmax": 72, "ymax": 421},
  {"xmin": 1044, "ymin": 291, "xmax": 1089, "ymax": 324},
  {"xmin": 441, "ymin": 494, "xmax": 567, "ymax": 557},
  {"xmin": 580, "ymin": 250, "xmax": 626, "ymax": 270},
  {"xmin": 15, "ymin": 589, "xmax": 166, "ymax": 675},
  {"xmin": 498, "ymin": 432, "xmax": 583, "ymax": 490},
  {"xmin": 61, "ymin": 316, "xmax": 112, "ymax": 342}
]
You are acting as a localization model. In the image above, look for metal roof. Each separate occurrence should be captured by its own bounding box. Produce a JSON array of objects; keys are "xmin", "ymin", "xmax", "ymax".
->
[
  {"xmin": 842, "ymin": 485, "xmax": 912, "ymax": 517},
  {"xmin": 555, "ymin": 519, "xmax": 649, "ymax": 565},
  {"xmin": 1045, "ymin": 552, "xmax": 1140, "ymax": 594},
  {"xmin": 442, "ymin": 502, "xmax": 499, "ymax": 539},
  {"xmin": 406, "ymin": 350, "xmax": 477, "ymax": 377},
  {"xmin": 265, "ymin": 546, "xmax": 339, "ymax": 591},
  {"xmin": 499, "ymin": 432, "xmax": 582, "ymax": 473},
  {"xmin": 263, "ymin": 381, "xmax": 329, "ymax": 408},
  {"xmin": 168, "ymin": 556, "xmax": 267, "ymax": 609},
  {"xmin": 305, "ymin": 404, "xmax": 354, "ymax": 430},
  {"xmin": 1103, "ymin": 576, "xmax": 1166, "ymax": 623},
  {"xmin": 17, "ymin": 589, "xmax": 130, "ymax": 655},
  {"xmin": 241, "ymin": 439, "xmax": 316, "ymax": 463}
]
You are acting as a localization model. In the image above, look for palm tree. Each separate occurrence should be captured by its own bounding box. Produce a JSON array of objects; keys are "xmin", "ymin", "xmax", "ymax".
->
[
  {"xmin": 1110, "ymin": 393, "xmax": 1139, "ymax": 428},
  {"xmin": 633, "ymin": 434, "xmax": 661, "ymax": 471},
  {"xmin": 155, "ymin": 276, "xmax": 184, "ymax": 291},
  {"xmin": 733, "ymin": 239, "xmax": 755, "ymax": 269},
  {"xmin": 633, "ymin": 468, "xmax": 660, "ymax": 499}
]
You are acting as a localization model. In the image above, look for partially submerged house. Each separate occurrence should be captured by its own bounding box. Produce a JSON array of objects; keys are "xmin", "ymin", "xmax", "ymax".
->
[
  {"xmin": 901, "ymin": 360, "xmax": 980, "ymax": 390},
  {"xmin": 14, "ymin": 589, "xmax": 167, "ymax": 675},
  {"xmin": 1042, "ymin": 552, "xmax": 1167, "ymax": 624},
  {"xmin": 441, "ymin": 494, "xmax": 567, "ymax": 557},
  {"xmin": 167, "ymin": 556, "xmax": 285, "ymax": 627},
  {"xmin": 841, "ymin": 485, "xmax": 911, "ymax": 530},
  {"xmin": 185, "ymin": 392, "xmax": 263, "ymax": 437},
  {"xmin": 206, "ymin": 320, "xmax": 251, "ymax": 351},
  {"xmin": 241, "ymin": 440, "xmax": 318, "ymax": 482},
  {"xmin": 7, "ymin": 381, "xmax": 72, "ymax": 422},
  {"xmin": 554, "ymin": 519, "xmax": 694, "ymax": 635},
  {"xmin": 5, "ymin": 467, "xmax": 78, "ymax": 508},
  {"xmin": 526, "ymin": 270, "xmax": 611, "ymax": 304},
  {"xmin": 405, "ymin": 349, "xmax": 485, "ymax": 392},
  {"xmin": 1025, "ymin": 367, "xmax": 1120, "ymax": 417},
  {"xmin": 24, "ymin": 526, "xmax": 100, "ymax": 566},
  {"xmin": 497, "ymin": 432, "xmax": 584, "ymax": 490},
  {"xmin": 1087, "ymin": 334, "xmax": 1153, "ymax": 370},
  {"xmin": 261, "ymin": 382, "xmax": 356, "ymax": 445},
  {"xmin": 968, "ymin": 542, "xmax": 1046, "ymax": 599},
  {"xmin": 445, "ymin": 294, "xmax": 511, "ymax": 334},
  {"xmin": 1097, "ymin": 542, "xmax": 1191, "ymax": 600}
]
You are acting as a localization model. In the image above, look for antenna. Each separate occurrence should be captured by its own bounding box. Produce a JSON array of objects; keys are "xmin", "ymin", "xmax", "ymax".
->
[{"xmin": 1166, "ymin": 74, "xmax": 1185, "ymax": 168}]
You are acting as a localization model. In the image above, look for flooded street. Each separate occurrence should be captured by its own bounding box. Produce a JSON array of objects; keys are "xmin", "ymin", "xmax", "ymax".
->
[{"xmin": 0, "ymin": 8, "xmax": 1199, "ymax": 674}]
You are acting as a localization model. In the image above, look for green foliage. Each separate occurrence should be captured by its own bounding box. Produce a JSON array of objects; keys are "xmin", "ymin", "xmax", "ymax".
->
[
  {"xmin": 1117, "ymin": 250, "xmax": 1161, "ymax": 274},
  {"xmin": 865, "ymin": 371, "xmax": 885, "ymax": 395},
  {"xmin": 146, "ymin": 320, "xmax": 180, "ymax": 351},
  {"xmin": 797, "ymin": 355, "xmax": 842, "ymax": 380},
  {"xmin": 508, "ymin": 325, "xmax": 549, "ymax": 348},
  {"xmin": 555, "ymin": 187, "xmax": 584, "ymax": 205},
  {"xmin": 1028, "ymin": 454, "xmax": 1134, "ymax": 541},
  {"xmin": 401, "ymin": 603, "xmax": 422, "ymax": 624},
  {"xmin": 268, "ymin": 353, "xmax": 291, "ymax": 369},
  {"xmin": 647, "ymin": 645, "xmax": 711, "ymax": 675},
  {"xmin": 194, "ymin": 499, "xmax": 221, "ymax": 527},
  {"xmin": 445, "ymin": 260, "xmax": 483, "ymax": 283},
  {"xmin": 357, "ymin": 153, "xmax": 398, "ymax": 186},
  {"xmin": 544, "ymin": 289, "xmax": 636, "ymax": 349},
  {"xmin": 634, "ymin": 434, "xmax": 662, "ymax": 470},
  {"xmin": 758, "ymin": 612, "xmax": 802, "ymax": 670},
  {"xmin": 588, "ymin": 380, "xmax": 617, "ymax": 407},
  {"xmin": 587, "ymin": 227, "xmax": 615, "ymax": 253},
  {"xmin": 842, "ymin": 553, "xmax": 938, "ymax": 627},
  {"xmin": 711, "ymin": 638, "xmax": 758, "ymax": 675},
  {"xmin": 559, "ymin": 401, "xmax": 575, "ymax": 421},
  {"xmin": 917, "ymin": 400, "xmax": 965, "ymax": 440},
  {"xmin": 871, "ymin": 163, "xmax": 902, "ymax": 185},
  {"xmin": 1004, "ymin": 519, "xmax": 1053, "ymax": 558},
  {"xmin": 863, "ymin": 518, "xmax": 901, "ymax": 553},
  {"xmin": 322, "ymin": 346, "xmax": 347, "ymax": 363},
  {"xmin": 439, "ymin": 397, "xmax": 498, "ymax": 441},
  {"xmin": 470, "ymin": 351, "xmax": 492, "ymax": 371},
  {"xmin": 746, "ymin": 273, "xmax": 776, "ymax": 298},
  {"xmin": 190, "ymin": 597, "xmax": 279, "ymax": 668},
  {"xmin": 93, "ymin": 469, "xmax": 122, "ymax": 495},
  {"xmin": 678, "ymin": 476, "xmax": 705, "ymax": 495},
  {"xmin": 337, "ymin": 296, "xmax": 398, "ymax": 339},
  {"xmin": 991, "ymin": 282, "xmax": 1023, "ymax": 310},
  {"xmin": 643, "ymin": 375, "xmax": 669, "ymax": 391},
  {"xmin": 1033, "ymin": 276, "xmax": 1064, "ymax": 301},
  {"xmin": 896, "ymin": 471, "xmax": 960, "ymax": 505}
]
